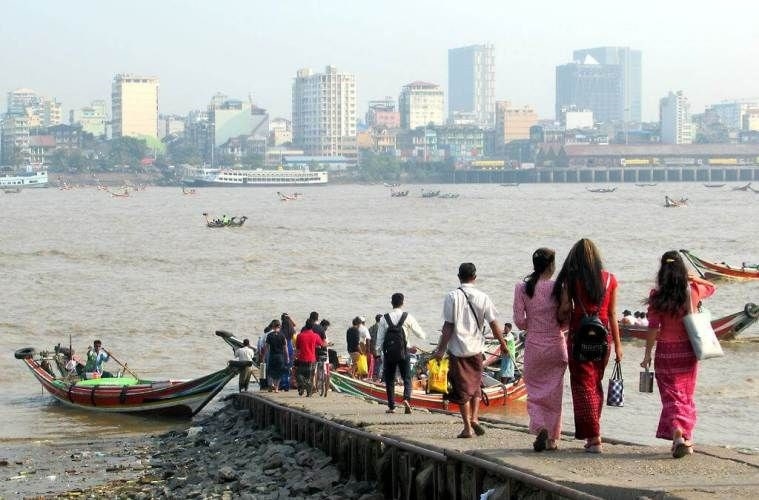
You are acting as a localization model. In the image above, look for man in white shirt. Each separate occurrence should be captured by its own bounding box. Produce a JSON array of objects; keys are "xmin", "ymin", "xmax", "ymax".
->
[
  {"xmin": 375, "ymin": 293, "xmax": 427, "ymax": 413},
  {"xmin": 235, "ymin": 338, "xmax": 256, "ymax": 392},
  {"xmin": 434, "ymin": 263, "xmax": 509, "ymax": 438}
]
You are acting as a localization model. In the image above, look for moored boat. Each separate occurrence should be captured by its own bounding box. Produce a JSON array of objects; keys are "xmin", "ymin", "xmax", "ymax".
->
[
  {"xmin": 13, "ymin": 344, "xmax": 250, "ymax": 417},
  {"xmin": 586, "ymin": 187, "xmax": 617, "ymax": 193},
  {"xmin": 680, "ymin": 249, "xmax": 759, "ymax": 281},
  {"xmin": 620, "ymin": 302, "xmax": 759, "ymax": 340},
  {"xmin": 732, "ymin": 182, "xmax": 752, "ymax": 192}
]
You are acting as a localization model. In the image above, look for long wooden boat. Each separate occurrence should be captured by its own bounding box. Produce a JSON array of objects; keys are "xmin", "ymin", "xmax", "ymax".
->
[
  {"xmin": 680, "ymin": 249, "xmax": 759, "ymax": 281},
  {"xmin": 329, "ymin": 369, "xmax": 526, "ymax": 412},
  {"xmin": 14, "ymin": 345, "xmax": 250, "ymax": 417},
  {"xmin": 664, "ymin": 195, "xmax": 687, "ymax": 207},
  {"xmin": 586, "ymin": 186, "xmax": 617, "ymax": 193},
  {"xmin": 620, "ymin": 302, "xmax": 759, "ymax": 340},
  {"xmin": 732, "ymin": 182, "xmax": 752, "ymax": 192}
]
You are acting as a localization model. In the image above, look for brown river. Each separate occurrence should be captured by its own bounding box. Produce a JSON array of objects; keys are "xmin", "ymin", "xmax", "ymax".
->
[{"xmin": 2, "ymin": 183, "xmax": 758, "ymax": 450}]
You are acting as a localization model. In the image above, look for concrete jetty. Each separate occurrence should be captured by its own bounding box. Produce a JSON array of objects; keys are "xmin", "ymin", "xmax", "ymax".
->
[{"xmin": 233, "ymin": 390, "xmax": 759, "ymax": 499}]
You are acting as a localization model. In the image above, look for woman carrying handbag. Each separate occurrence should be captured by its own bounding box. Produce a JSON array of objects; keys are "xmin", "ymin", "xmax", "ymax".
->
[{"xmin": 640, "ymin": 251, "xmax": 716, "ymax": 459}]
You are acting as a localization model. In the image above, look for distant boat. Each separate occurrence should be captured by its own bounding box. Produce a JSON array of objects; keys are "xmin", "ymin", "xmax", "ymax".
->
[
  {"xmin": 500, "ymin": 183, "xmax": 520, "ymax": 187},
  {"xmin": 421, "ymin": 189, "xmax": 440, "ymax": 198},
  {"xmin": 704, "ymin": 183, "xmax": 725, "ymax": 188},
  {"xmin": 439, "ymin": 193, "xmax": 460, "ymax": 199},
  {"xmin": 184, "ymin": 167, "xmax": 327, "ymax": 187},
  {"xmin": 586, "ymin": 187, "xmax": 617, "ymax": 193},
  {"xmin": 732, "ymin": 182, "xmax": 752, "ymax": 192},
  {"xmin": 664, "ymin": 195, "xmax": 688, "ymax": 207},
  {"xmin": 390, "ymin": 190, "xmax": 409, "ymax": 197},
  {"xmin": 3, "ymin": 187, "xmax": 21, "ymax": 194},
  {"xmin": 0, "ymin": 170, "xmax": 48, "ymax": 189},
  {"xmin": 635, "ymin": 183, "xmax": 657, "ymax": 187}
]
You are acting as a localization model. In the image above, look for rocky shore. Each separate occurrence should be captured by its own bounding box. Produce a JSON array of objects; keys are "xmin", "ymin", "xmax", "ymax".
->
[{"xmin": 3, "ymin": 402, "xmax": 383, "ymax": 499}]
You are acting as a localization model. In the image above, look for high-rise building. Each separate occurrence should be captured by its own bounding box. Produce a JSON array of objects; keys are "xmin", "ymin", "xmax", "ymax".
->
[
  {"xmin": 111, "ymin": 74, "xmax": 159, "ymax": 139},
  {"xmin": 1, "ymin": 114, "xmax": 31, "ymax": 166},
  {"xmin": 572, "ymin": 47, "xmax": 641, "ymax": 123},
  {"xmin": 556, "ymin": 56, "xmax": 623, "ymax": 124},
  {"xmin": 6, "ymin": 88, "xmax": 61, "ymax": 127},
  {"xmin": 660, "ymin": 91, "xmax": 692, "ymax": 144},
  {"xmin": 448, "ymin": 44, "xmax": 495, "ymax": 127},
  {"xmin": 292, "ymin": 65, "xmax": 357, "ymax": 158},
  {"xmin": 70, "ymin": 100, "xmax": 107, "ymax": 137},
  {"xmin": 399, "ymin": 82, "xmax": 444, "ymax": 130},
  {"xmin": 495, "ymin": 101, "xmax": 538, "ymax": 145},
  {"xmin": 707, "ymin": 100, "xmax": 758, "ymax": 131}
]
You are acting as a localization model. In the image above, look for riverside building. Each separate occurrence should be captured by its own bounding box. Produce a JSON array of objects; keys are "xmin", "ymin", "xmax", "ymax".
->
[
  {"xmin": 292, "ymin": 65, "xmax": 357, "ymax": 161},
  {"xmin": 660, "ymin": 91, "xmax": 692, "ymax": 145},
  {"xmin": 111, "ymin": 74, "xmax": 159, "ymax": 139},
  {"xmin": 399, "ymin": 81, "xmax": 444, "ymax": 130},
  {"xmin": 448, "ymin": 44, "xmax": 495, "ymax": 128}
]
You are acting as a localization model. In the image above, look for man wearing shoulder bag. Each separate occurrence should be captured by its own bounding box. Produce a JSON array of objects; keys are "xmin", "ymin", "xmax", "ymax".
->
[{"xmin": 434, "ymin": 263, "xmax": 510, "ymax": 439}]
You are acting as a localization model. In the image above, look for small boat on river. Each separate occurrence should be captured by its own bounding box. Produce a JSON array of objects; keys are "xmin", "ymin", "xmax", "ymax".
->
[
  {"xmin": 704, "ymin": 183, "xmax": 725, "ymax": 188},
  {"xmin": 664, "ymin": 195, "xmax": 688, "ymax": 207},
  {"xmin": 680, "ymin": 249, "xmax": 759, "ymax": 281},
  {"xmin": 620, "ymin": 302, "xmax": 759, "ymax": 341},
  {"xmin": 13, "ymin": 344, "xmax": 250, "ymax": 417},
  {"xmin": 202, "ymin": 213, "xmax": 248, "ymax": 228},
  {"xmin": 586, "ymin": 187, "xmax": 617, "ymax": 193},
  {"xmin": 732, "ymin": 182, "xmax": 752, "ymax": 192}
]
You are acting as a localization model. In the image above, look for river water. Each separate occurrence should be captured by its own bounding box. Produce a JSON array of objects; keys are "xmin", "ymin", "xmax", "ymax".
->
[{"xmin": 2, "ymin": 183, "xmax": 758, "ymax": 449}]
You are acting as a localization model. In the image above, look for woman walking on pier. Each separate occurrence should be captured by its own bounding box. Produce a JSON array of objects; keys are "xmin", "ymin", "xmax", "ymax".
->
[
  {"xmin": 640, "ymin": 251, "xmax": 715, "ymax": 458},
  {"xmin": 553, "ymin": 238, "xmax": 622, "ymax": 453},
  {"xmin": 513, "ymin": 248, "xmax": 567, "ymax": 452}
]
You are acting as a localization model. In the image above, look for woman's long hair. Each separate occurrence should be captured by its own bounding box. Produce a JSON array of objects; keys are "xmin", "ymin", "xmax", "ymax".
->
[
  {"xmin": 552, "ymin": 238, "xmax": 605, "ymax": 304},
  {"xmin": 524, "ymin": 247, "xmax": 556, "ymax": 298},
  {"xmin": 646, "ymin": 250, "xmax": 689, "ymax": 315}
]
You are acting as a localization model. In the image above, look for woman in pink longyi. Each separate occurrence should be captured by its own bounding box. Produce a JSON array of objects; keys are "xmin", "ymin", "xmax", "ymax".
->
[
  {"xmin": 641, "ymin": 250, "xmax": 716, "ymax": 458},
  {"xmin": 513, "ymin": 248, "xmax": 568, "ymax": 452}
]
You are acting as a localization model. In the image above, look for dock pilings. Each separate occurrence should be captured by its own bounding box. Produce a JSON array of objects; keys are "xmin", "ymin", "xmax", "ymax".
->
[{"xmin": 232, "ymin": 393, "xmax": 601, "ymax": 500}]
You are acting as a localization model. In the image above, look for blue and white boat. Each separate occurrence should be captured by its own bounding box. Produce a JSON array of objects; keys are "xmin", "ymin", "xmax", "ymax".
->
[{"xmin": 183, "ymin": 167, "xmax": 328, "ymax": 187}]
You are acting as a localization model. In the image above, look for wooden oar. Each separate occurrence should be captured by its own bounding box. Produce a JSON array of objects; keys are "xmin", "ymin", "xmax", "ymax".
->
[{"xmin": 104, "ymin": 350, "xmax": 139, "ymax": 379}]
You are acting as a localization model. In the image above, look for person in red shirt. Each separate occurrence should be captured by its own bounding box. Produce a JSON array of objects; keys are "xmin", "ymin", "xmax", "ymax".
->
[{"xmin": 295, "ymin": 327, "xmax": 326, "ymax": 396}]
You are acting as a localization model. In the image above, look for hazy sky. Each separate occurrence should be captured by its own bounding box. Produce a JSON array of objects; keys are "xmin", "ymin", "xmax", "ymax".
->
[{"xmin": 3, "ymin": 1, "xmax": 758, "ymax": 122}]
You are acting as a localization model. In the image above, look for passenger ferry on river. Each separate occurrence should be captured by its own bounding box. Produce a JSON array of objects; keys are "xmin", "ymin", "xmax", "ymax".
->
[
  {"xmin": 182, "ymin": 167, "xmax": 328, "ymax": 187},
  {"xmin": 0, "ymin": 170, "xmax": 48, "ymax": 188}
]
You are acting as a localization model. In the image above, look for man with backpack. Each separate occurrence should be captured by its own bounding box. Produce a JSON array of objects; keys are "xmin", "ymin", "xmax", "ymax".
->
[
  {"xmin": 375, "ymin": 292, "xmax": 427, "ymax": 414},
  {"xmin": 433, "ymin": 263, "xmax": 510, "ymax": 438}
]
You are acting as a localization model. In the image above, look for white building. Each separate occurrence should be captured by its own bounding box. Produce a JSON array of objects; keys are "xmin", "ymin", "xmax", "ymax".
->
[
  {"xmin": 660, "ymin": 91, "xmax": 692, "ymax": 145},
  {"xmin": 448, "ymin": 44, "xmax": 495, "ymax": 128},
  {"xmin": 399, "ymin": 81, "xmax": 444, "ymax": 130},
  {"xmin": 292, "ymin": 65, "xmax": 357, "ymax": 159},
  {"xmin": 560, "ymin": 106, "xmax": 594, "ymax": 130},
  {"xmin": 111, "ymin": 74, "xmax": 159, "ymax": 139}
]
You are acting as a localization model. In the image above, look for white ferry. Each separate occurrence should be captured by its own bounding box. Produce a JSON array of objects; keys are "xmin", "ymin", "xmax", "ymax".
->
[
  {"xmin": 182, "ymin": 167, "xmax": 328, "ymax": 187},
  {"xmin": 0, "ymin": 170, "xmax": 49, "ymax": 188}
]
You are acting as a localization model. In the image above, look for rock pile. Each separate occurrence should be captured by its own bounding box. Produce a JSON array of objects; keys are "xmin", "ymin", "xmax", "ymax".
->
[{"xmin": 75, "ymin": 404, "xmax": 383, "ymax": 499}]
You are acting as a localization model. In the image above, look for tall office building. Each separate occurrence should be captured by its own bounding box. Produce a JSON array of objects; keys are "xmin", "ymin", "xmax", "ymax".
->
[
  {"xmin": 399, "ymin": 82, "xmax": 444, "ymax": 130},
  {"xmin": 111, "ymin": 74, "xmax": 159, "ymax": 139},
  {"xmin": 660, "ymin": 91, "xmax": 692, "ymax": 144},
  {"xmin": 292, "ymin": 65, "xmax": 357, "ymax": 158},
  {"xmin": 448, "ymin": 44, "xmax": 495, "ymax": 127},
  {"xmin": 556, "ymin": 56, "xmax": 623, "ymax": 124},
  {"xmin": 573, "ymin": 47, "xmax": 641, "ymax": 123}
]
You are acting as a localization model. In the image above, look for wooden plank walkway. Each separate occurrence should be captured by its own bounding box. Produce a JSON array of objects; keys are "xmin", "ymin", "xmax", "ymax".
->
[{"xmin": 234, "ymin": 389, "xmax": 759, "ymax": 499}]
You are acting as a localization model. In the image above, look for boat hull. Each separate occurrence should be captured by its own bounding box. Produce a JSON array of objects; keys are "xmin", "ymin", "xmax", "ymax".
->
[
  {"xmin": 329, "ymin": 370, "xmax": 526, "ymax": 412},
  {"xmin": 621, "ymin": 303, "xmax": 759, "ymax": 340},
  {"xmin": 681, "ymin": 250, "xmax": 759, "ymax": 281},
  {"xmin": 19, "ymin": 353, "xmax": 247, "ymax": 417}
]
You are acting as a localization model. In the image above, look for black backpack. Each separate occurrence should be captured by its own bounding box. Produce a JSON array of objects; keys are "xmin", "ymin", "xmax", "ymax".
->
[
  {"xmin": 382, "ymin": 312, "xmax": 408, "ymax": 363},
  {"xmin": 572, "ymin": 275, "xmax": 611, "ymax": 363}
]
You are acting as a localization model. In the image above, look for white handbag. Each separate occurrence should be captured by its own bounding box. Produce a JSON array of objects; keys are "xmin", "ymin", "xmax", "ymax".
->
[{"xmin": 683, "ymin": 287, "xmax": 723, "ymax": 360}]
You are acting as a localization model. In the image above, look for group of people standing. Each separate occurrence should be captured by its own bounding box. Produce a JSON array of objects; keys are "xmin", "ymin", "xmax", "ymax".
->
[{"xmin": 512, "ymin": 239, "xmax": 713, "ymax": 458}]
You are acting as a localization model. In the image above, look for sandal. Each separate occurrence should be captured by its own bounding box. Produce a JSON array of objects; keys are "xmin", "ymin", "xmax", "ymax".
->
[
  {"xmin": 457, "ymin": 431, "xmax": 473, "ymax": 439},
  {"xmin": 533, "ymin": 429, "xmax": 548, "ymax": 452},
  {"xmin": 385, "ymin": 408, "xmax": 396, "ymax": 414},
  {"xmin": 585, "ymin": 438, "xmax": 602, "ymax": 454},
  {"xmin": 672, "ymin": 437, "xmax": 693, "ymax": 459},
  {"xmin": 471, "ymin": 421, "xmax": 486, "ymax": 436}
]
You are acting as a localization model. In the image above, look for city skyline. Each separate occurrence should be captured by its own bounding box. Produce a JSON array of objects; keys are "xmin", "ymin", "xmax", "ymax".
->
[{"xmin": 2, "ymin": 1, "xmax": 758, "ymax": 122}]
